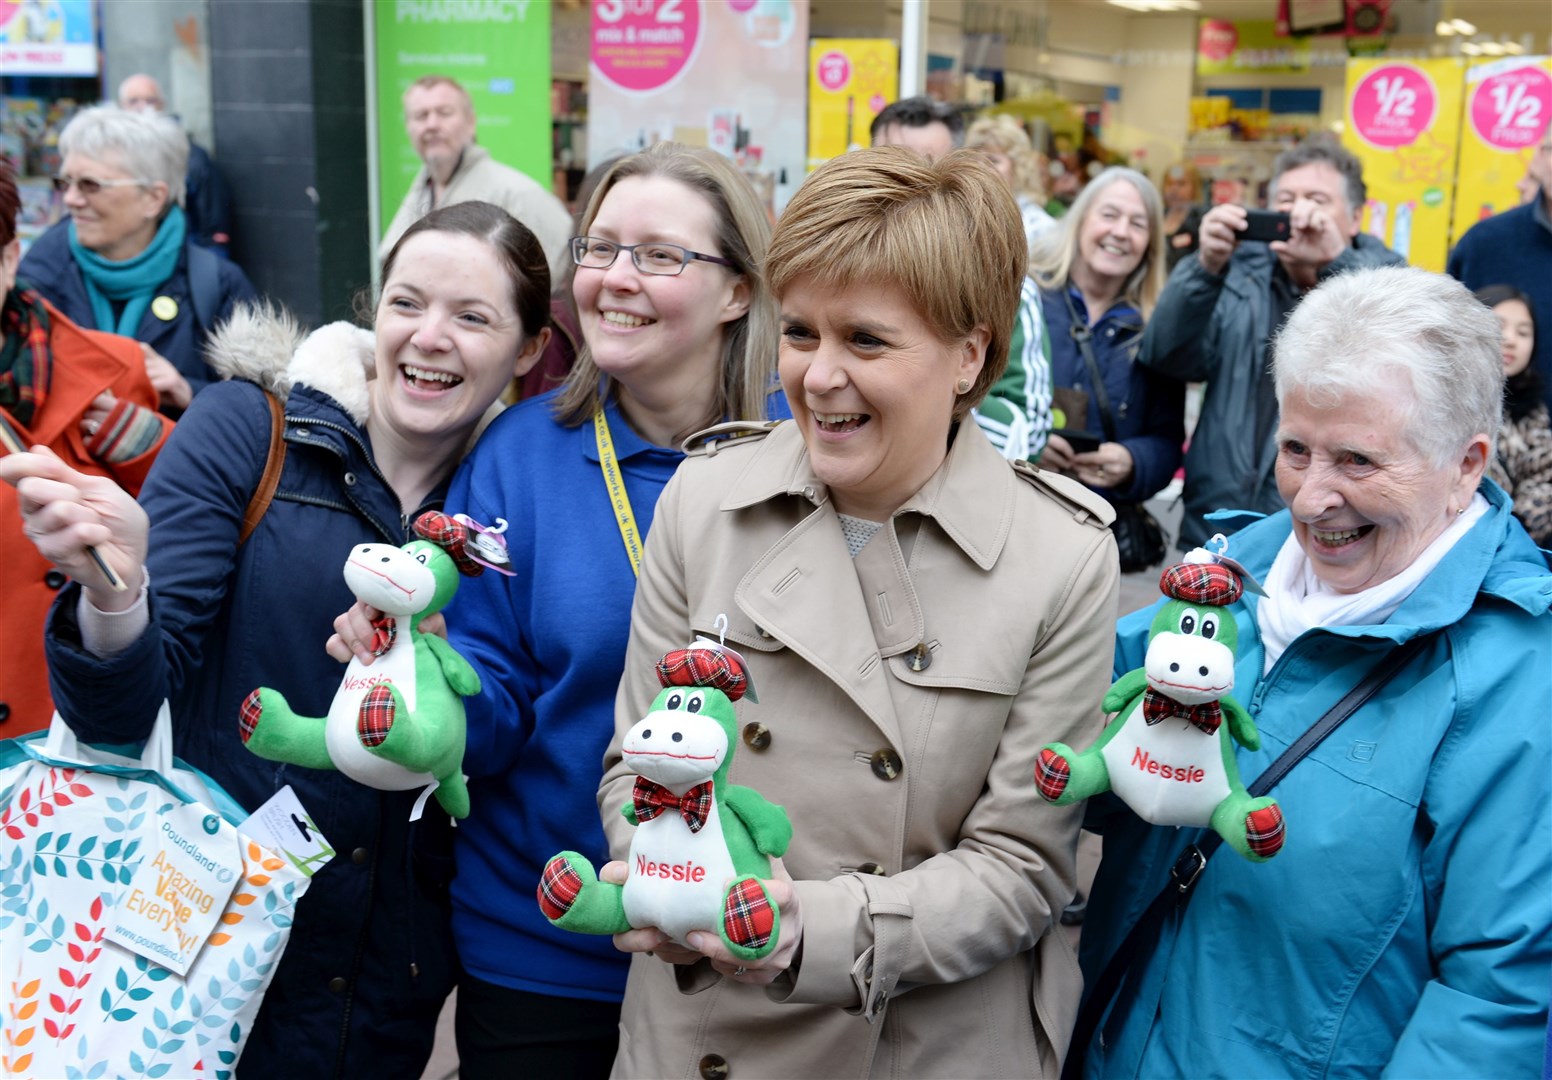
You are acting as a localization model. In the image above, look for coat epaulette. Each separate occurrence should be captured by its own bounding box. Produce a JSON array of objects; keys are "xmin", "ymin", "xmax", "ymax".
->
[
  {"xmin": 681, "ymin": 420, "xmax": 785, "ymax": 459},
  {"xmin": 1011, "ymin": 459, "xmax": 1116, "ymax": 529}
]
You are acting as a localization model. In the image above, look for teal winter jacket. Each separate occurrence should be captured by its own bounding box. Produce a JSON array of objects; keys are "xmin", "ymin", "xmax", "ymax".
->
[{"xmin": 1080, "ymin": 482, "xmax": 1552, "ymax": 1078}]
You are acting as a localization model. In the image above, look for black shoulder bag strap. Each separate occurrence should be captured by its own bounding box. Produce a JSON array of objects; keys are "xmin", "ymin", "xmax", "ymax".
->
[
  {"xmin": 1062, "ymin": 290, "xmax": 1119, "ymax": 445},
  {"xmin": 1061, "ymin": 633, "xmax": 1434, "ymax": 1080}
]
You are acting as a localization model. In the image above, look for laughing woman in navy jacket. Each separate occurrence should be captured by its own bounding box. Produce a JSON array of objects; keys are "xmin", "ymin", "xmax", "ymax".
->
[
  {"xmin": 1031, "ymin": 167, "xmax": 1183, "ymax": 510},
  {"xmin": 19, "ymin": 106, "xmax": 255, "ymax": 416},
  {"xmin": 3, "ymin": 203, "xmax": 551, "ymax": 1076}
]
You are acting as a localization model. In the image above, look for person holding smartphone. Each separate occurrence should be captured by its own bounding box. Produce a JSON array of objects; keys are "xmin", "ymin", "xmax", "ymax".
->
[{"xmin": 1137, "ymin": 136, "xmax": 1404, "ymax": 551}]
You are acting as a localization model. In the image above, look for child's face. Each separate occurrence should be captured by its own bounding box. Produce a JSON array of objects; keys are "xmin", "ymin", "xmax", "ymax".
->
[{"xmin": 1494, "ymin": 298, "xmax": 1535, "ymax": 379}]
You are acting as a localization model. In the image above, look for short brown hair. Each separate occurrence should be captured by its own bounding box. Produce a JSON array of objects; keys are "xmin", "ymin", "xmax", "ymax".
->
[
  {"xmin": 766, "ymin": 146, "xmax": 1025, "ymax": 418},
  {"xmin": 371, "ymin": 200, "xmax": 550, "ymax": 341}
]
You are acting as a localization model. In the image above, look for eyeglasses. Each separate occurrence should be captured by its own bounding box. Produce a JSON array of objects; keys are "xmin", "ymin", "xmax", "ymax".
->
[
  {"xmin": 52, "ymin": 175, "xmax": 151, "ymax": 196},
  {"xmin": 571, "ymin": 236, "xmax": 735, "ymax": 276}
]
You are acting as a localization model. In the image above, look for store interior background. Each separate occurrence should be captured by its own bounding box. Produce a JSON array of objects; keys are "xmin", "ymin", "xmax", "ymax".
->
[{"xmin": 2, "ymin": 0, "xmax": 1547, "ymax": 327}]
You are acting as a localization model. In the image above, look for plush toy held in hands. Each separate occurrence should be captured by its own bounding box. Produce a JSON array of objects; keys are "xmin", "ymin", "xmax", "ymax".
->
[
  {"xmin": 538, "ymin": 645, "xmax": 793, "ymax": 962},
  {"xmin": 1035, "ymin": 549, "xmax": 1286, "ymax": 861},
  {"xmin": 238, "ymin": 511, "xmax": 484, "ymax": 819}
]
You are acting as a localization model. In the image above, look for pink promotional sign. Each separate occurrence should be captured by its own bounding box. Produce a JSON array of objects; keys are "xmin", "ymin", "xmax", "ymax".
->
[
  {"xmin": 1350, "ymin": 64, "xmax": 1438, "ymax": 149},
  {"xmin": 1197, "ymin": 20, "xmax": 1237, "ymax": 63},
  {"xmin": 815, "ymin": 50, "xmax": 851, "ymax": 92},
  {"xmin": 591, "ymin": 0, "xmax": 704, "ymax": 95},
  {"xmin": 1469, "ymin": 63, "xmax": 1552, "ymax": 151}
]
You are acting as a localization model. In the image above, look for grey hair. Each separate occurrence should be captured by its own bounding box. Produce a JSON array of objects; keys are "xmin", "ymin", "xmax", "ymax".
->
[
  {"xmin": 1028, "ymin": 165, "xmax": 1167, "ymax": 317},
  {"xmin": 58, "ymin": 105, "xmax": 188, "ymax": 209},
  {"xmin": 1273, "ymin": 266, "xmax": 1503, "ymax": 466},
  {"xmin": 1270, "ymin": 135, "xmax": 1365, "ymax": 217}
]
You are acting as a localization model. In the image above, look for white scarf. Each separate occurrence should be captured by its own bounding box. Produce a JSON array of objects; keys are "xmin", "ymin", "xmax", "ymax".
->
[{"xmin": 1258, "ymin": 494, "xmax": 1489, "ymax": 673}]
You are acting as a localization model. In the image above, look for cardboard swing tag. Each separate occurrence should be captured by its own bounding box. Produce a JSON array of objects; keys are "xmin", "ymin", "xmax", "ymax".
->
[
  {"xmin": 109, "ymin": 802, "xmax": 242, "ymax": 975},
  {"xmin": 240, "ymin": 784, "xmax": 337, "ymax": 878}
]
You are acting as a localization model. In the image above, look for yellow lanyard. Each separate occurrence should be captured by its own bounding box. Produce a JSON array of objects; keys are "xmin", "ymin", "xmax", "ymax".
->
[{"xmin": 593, "ymin": 408, "xmax": 644, "ymax": 578}]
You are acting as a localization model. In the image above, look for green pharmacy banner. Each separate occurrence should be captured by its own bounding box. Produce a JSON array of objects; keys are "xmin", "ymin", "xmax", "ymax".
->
[{"xmin": 372, "ymin": 0, "xmax": 554, "ymax": 240}]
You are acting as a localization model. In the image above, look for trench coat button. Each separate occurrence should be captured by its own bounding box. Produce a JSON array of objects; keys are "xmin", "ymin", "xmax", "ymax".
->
[
  {"xmin": 871, "ymin": 748, "xmax": 903, "ymax": 781},
  {"xmin": 0, "ymin": 703, "xmax": 10, "ymax": 724},
  {"xmin": 327, "ymin": 976, "xmax": 347, "ymax": 993},
  {"xmin": 906, "ymin": 643, "xmax": 931, "ymax": 672},
  {"xmin": 857, "ymin": 861, "xmax": 886, "ymax": 876},
  {"xmin": 742, "ymin": 723, "xmax": 771, "ymax": 751},
  {"xmin": 756, "ymin": 625, "xmax": 772, "ymax": 639},
  {"xmin": 343, "ymin": 471, "xmax": 357, "ymax": 487},
  {"xmin": 44, "ymin": 569, "xmax": 68, "ymax": 589},
  {"xmin": 351, "ymin": 847, "xmax": 369, "ymax": 865},
  {"xmin": 698, "ymin": 1053, "xmax": 729, "ymax": 1079}
]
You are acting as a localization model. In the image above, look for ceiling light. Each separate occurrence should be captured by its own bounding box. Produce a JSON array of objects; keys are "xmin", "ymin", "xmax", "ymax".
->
[
  {"xmin": 1436, "ymin": 20, "xmax": 1453, "ymax": 36},
  {"xmin": 1505, "ymin": 41, "xmax": 1525, "ymax": 55},
  {"xmin": 1450, "ymin": 18, "xmax": 1477, "ymax": 35},
  {"xmin": 1460, "ymin": 41, "xmax": 1483, "ymax": 55},
  {"xmin": 1479, "ymin": 41, "xmax": 1506, "ymax": 55},
  {"xmin": 1106, "ymin": 0, "xmax": 1200, "ymax": 11}
]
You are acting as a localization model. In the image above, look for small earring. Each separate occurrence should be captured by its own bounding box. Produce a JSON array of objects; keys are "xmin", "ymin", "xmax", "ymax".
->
[
  {"xmin": 955, "ymin": 378, "xmax": 972, "ymax": 395},
  {"xmin": 1457, "ymin": 506, "xmax": 1466, "ymax": 516}
]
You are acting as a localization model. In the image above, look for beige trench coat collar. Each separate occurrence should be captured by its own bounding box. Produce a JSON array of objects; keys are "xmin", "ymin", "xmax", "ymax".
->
[{"xmin": 717, "ymin": 421, "xmax": 1020, "ymax": 748}]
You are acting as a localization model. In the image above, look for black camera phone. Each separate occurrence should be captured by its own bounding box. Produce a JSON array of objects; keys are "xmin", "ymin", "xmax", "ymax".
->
[{"xmin": 1241, "ymin": 209, "xmax": 1292, "ymax": 243}]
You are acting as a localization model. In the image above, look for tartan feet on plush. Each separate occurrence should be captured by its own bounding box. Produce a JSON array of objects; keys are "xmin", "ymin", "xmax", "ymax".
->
[
  {"xmin": 538, "ymin": 855, "xmax": 585, "ymax": 921},
  {"xmin": 1246, "ymin": 803, "xmax": 1286, "ymax": 859},
  {"xmin": 1035, "ymin": 748, "xmax": 1072, "ymax": 801},
  {"xmin": 357, "ymin": 685, "xmax": 396, "ymax": 748},
  {"xmin": 238, "ymin": 689, "xmax": 263, "ymax": 743},
  {"xmin": 721, "ymin": 876, "xmax": 778, "ymax": 959}
]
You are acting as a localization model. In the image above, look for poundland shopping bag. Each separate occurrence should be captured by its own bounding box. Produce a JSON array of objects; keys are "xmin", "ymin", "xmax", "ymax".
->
[{"xmin": 0, "ymin": 705, "xmax": 308, "ymax": 1078}]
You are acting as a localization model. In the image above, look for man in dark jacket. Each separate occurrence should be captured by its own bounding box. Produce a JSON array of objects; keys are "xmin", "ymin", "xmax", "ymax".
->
[
  {"xmin": 118, "ymin": 73, "xmax": 235, "ymax": 255},
  {"xmin": 1139, "ymin": 137, "xmax": 1404, "ymax": 549},
  {"xmin": 1447, "ymin": 127, "xmax": 1552, "ymax": 413}
]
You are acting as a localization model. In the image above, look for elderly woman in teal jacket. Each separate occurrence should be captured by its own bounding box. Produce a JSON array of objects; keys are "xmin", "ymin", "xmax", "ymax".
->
[{"xmin": 1079, "ymin": 266, "xmax": 1551, "ymax": 1077}]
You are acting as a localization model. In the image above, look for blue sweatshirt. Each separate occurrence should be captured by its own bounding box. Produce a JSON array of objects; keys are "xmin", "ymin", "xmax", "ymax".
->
[{"xmin": 443, "ymin": 389, "xmax": 787, "ymax": 1001}]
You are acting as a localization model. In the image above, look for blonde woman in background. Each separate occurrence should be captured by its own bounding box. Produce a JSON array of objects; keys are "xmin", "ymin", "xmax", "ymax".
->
[
  {"xmin": 967, "ymin": 113, "xmax": 1057, "ymax": 251},
  {"xmin": 1031, "ymin": 166, "xmax": 1183, "ymax": 510},
  {"xmin": 965, "ymin": 114, "xmax": 1058, "ymax": 462}
]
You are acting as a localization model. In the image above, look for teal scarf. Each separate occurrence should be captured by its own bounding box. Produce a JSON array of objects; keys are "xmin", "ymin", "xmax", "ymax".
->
[{"xmin": 68, "ymin": 205, "xmax": 186, "ymax": 336}]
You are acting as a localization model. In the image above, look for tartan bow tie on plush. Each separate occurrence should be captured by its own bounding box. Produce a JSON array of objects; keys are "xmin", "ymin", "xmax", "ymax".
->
[
  {"xmin": 1142, "ymin": 688, "xmax": 1223, "ymax": 735},
  {"xmin": 633, "ymin": 777, "xmax": 714, "ymax": 832}
]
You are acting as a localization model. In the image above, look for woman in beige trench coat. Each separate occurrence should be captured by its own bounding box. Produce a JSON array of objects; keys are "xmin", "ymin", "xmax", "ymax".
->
[{"xmin": 597, "ymin": 147, "xmax": 1121, "ymax": 1079}]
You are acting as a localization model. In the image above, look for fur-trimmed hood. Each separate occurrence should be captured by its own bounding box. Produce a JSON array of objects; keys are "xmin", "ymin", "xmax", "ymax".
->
[{"xmin": 204, "ymin": 301, "xmax": 376, "ymax": 424}]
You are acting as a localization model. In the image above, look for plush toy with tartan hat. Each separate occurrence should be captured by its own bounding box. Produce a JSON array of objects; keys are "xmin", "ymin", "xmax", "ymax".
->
[
  {"xmin": 238, "ymin": 510, "xmax": 483, "ymax": 819},
  {"xmin": 538, "ymin": 644, "xmax": 793, "ymax": 961},
  {"xmin": 1035, "ymin": 547, "xmax": 1286, "ymax": 861}
]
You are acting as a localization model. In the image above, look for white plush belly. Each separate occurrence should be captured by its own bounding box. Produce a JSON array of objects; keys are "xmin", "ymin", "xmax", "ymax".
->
[
  {"xmin": 1102, "ymin": 704, "xmax": 1233, "ymax": 826},
  {"xmin": 323, "ymin": 643, "xmax": 434, "ymax": 790},
  {"xmin": 623, "ymin": 803, "xmax": 738, "ymax": 945}
]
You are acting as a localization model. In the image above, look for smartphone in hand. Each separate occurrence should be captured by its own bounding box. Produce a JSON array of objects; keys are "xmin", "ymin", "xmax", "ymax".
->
[
  {"xmin": 1053, "ymin": 429, "xmax": 1103, "ymax": 454},
  {"xmin": 1241, "ymin": 209, "xmax": 1292, "ymax": 243}
]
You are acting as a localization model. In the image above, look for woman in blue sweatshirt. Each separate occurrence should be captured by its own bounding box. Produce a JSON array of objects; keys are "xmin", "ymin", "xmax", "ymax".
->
[{"xmin": 337, "ymin": 143, "xmax": 788, "ymax": 1078}]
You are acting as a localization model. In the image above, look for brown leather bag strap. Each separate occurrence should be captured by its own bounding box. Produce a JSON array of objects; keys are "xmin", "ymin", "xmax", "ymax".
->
[{"xmin": 239, "ymin": 391, "xmax": 286, "ymax": 545}]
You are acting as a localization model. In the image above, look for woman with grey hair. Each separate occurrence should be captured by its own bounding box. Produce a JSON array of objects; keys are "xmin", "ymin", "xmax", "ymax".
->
[
  {"xmin": 1076, "ymin": 265, "xmax": 1551, "ymax": 1077},
  {"xmin": 1031, "ymin": 166, "xmax": 1184, "ymax": 564},
  {"xmin": 20, "ymin": 105, "xmax": 255, "ymax": 415}
]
